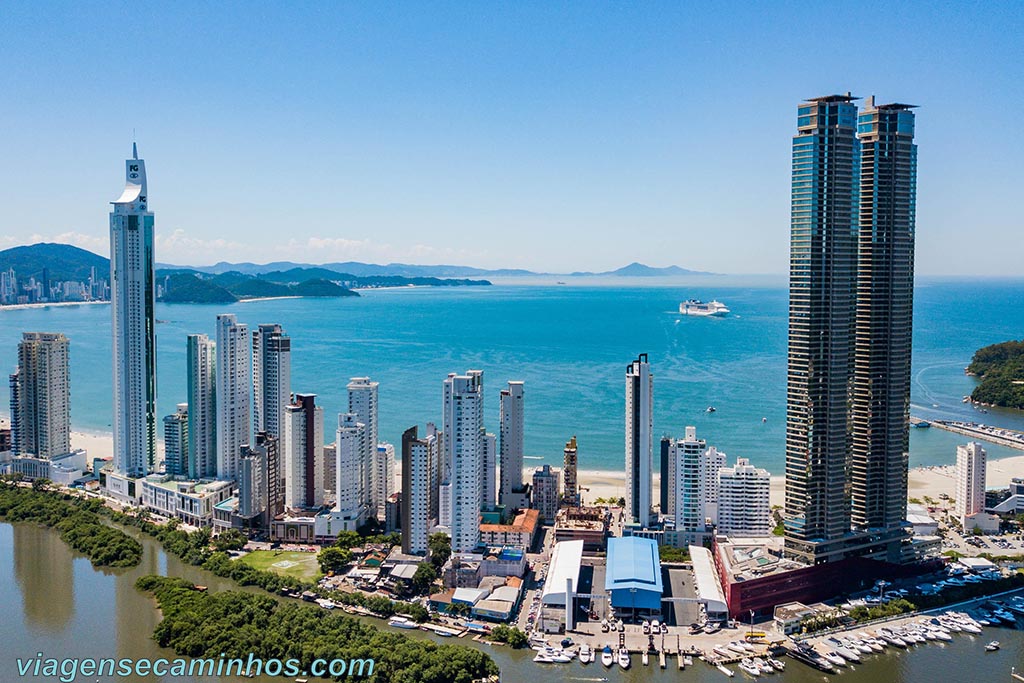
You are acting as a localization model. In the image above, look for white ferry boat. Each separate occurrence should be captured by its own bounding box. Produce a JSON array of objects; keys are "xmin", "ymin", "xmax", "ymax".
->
[
  {"xmin": 679, "ymin": 299, "xmax": 730, "ymax": 316},
  {"xmin": 387, "ymin": 616, "xmax": 418, "ymax": 630}
]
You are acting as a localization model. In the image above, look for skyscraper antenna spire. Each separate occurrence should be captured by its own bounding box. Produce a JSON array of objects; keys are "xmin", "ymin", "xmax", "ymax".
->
[{"xmin": 132, "ymin": 141, "xmax": 138, "ymax": 160}]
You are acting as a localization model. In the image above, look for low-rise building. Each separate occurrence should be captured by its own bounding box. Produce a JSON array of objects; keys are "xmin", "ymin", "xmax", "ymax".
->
[
  {"xmin": 606, "ymin": 536, "xmax": 663, "ymax": 619},
  {"xmin": 270, "ymin": 515, "xmax": 316, "ymax": 543},
  {"xmin": 906, "ymin": 503, "xmax": 939, "ymax": 536},
  {"xmin": 480, "ymin": 508, "xmax": 540, "ymax": 548},
  {"xmin": 539, "ymin": 539, "xmax": 584, "ymax": 633},
  {"xmin": 963, "ymin": 511, "xmax": 1001, "ymax": 535},
  {"xmin": 773, "ymin": 601, "xmax": 818, "ymax": 635},
  {"xmin": 553, "ymin": 506, "xmax": 610, "ymax": 550},
  {"xmin": 140, "ymin": 476, "xmax": 235, "ymax": 527},
  {"xmin": 11, "ymin": 449, "xmax": 88, "ymax": 485}
]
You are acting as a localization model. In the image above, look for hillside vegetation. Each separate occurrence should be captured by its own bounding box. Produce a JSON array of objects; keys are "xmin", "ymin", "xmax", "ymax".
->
[
  {"xmin": 967, "ymin": 340, "xmax": 1024, "ymax": 409},
  {"xmin": 0, "ymin": 243, "xmax": 108, "ymax": 282}
]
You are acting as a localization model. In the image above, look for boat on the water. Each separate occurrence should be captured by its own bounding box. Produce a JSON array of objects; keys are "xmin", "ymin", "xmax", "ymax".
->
[
  {"xmin": 617, "ymin": 648, "xmax": 631, "ymax": 669},
  {"xmin": 579, "ymin": 644, "xmax": 593, "ymax": 664},
  {"xmin": 716, "ymin": 663, "xmax": 735, "ymax": 677},
  {"xmin": 387, "ymin": 616, "xmax": 418, "ymax": 629},
  {"xmin": 985, "ymin": 641, "xmax": 1000, "ymax": 652},
  {"xmin": 680, "ymin": 299, "xmax": 730, "ymax": 316},
  {"xmin": 601, "ymin": 645, "xmax": 614, "ymax": 668},
  {"xmin": 738, "ymin": 659, "xmax": 761, "ymax": 676}
]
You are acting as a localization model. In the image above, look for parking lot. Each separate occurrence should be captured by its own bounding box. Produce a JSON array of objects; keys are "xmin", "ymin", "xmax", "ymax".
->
[{"xmin": 664, "ymin": 566, "xmax": 701, "ymax": 627}]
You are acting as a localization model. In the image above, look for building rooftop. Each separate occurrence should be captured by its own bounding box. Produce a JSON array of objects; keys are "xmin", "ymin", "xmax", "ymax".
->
[
  {"xmin": 773, "ymin": 601, "xmax": 817, "ymax": 622},
  {"xmin": 605, "ymin": 536, "xmax": 663, "ymax": 594},
  {"xmin": 541, "ymin": 539, "xmax": 584, "ymax": 605},
  {"xmin": 715, "ymin": 536, "xmax": 804, "ymax": 582},
  {"xmin": 805, "ymin": 94, "xmax": 858, "ymax": 103},
  {"xmin": 452, "ymin": 587, "xmax": 489, "ymax": 605},
  {"xmin": 143, "ymin": 475, "xmax": 233, "ymax": 497},
  {"xmin": 689, "ymin": 545, "xmax": 727, "ymax": 616},
  {"xmin": 479, "ymin": 508, "xmax": 540, "ymax": 535}
]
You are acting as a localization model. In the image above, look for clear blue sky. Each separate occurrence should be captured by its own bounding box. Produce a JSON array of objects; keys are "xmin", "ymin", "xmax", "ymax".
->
[{"xmin": 0, "ymin": 1, "xmax": 1020, "ymax": 274}]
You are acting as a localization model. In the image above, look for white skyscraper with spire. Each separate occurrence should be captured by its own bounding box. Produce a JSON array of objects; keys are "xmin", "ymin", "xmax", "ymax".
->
[
  {"xmin": 216, "ymin": 314, "xmax": 251, "ymax": 481},
  {"xmin": 110, "ymin": 143, "xmax": 157, "ymax": 480}
]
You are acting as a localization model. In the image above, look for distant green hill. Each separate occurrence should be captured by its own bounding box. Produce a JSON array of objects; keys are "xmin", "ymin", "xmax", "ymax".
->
[
  {"xmin": 0, "ymin": 243, "xmax": 108, "ymax": 282},
  {"xmin": 967, "ymin": 340, "xmax": 1024, "ymax": 409},
  {"xmin": 290, "ymin": 278, "xmax": 357, "ymax": 297},
  {"xmin": 1, "ymin": 242, "xmax": 485, "ymax": 304},
  {"xmin": 161, "ymin": 273, "xmax": 237, "ymax": 304}
]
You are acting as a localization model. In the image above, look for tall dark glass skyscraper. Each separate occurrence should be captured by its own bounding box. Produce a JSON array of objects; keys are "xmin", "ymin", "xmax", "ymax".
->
[
  {"xmin": 784, "ymin": 95, "xmax": 860, "ymax": 563},
  {"xmin": 851, "ymin": 99, "xmax": 917, "ymax": 553},
  {"xmin": 784, "ymin": 95, "xmax": 918, "ymax": 565}
]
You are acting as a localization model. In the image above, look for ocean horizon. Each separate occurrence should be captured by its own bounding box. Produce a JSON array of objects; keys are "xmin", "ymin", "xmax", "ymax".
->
[{"xmin": 2, "ymin": 276, "xmax": 1024, "ymax": 475}]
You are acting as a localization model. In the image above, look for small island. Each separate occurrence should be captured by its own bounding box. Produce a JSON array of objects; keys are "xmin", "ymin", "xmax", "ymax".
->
[{"xmin": 967, "ymin": 339, "xmax": 1024, "ymax": 409}]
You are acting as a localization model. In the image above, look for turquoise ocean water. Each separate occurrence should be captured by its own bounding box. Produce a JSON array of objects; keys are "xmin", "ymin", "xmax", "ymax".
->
[{"xmin": 1, "ymin": 276, "xmax": 1023, "ymax": 475}]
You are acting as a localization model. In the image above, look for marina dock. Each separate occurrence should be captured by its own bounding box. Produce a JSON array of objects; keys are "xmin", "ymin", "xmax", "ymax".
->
[{"xmin": 924, "ymin": 419, "xmax": 1024, "ymax": 451}]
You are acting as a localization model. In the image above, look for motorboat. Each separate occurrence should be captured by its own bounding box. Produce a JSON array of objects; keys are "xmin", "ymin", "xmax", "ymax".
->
[
  {"xmin": 601, "ymin": 645, "xmax": 614, "ymax": 668},
  {"xmin": 713, "ymin": 646, "xmax": 734, "ymax": 658},
  {"xmin": 533, "ymin": 652, "xmax": 555, "ymax": 663},
  {"xmin": 738, "ymin": 659, "xmax": 761, "ymax": 676},
  {"xmin": 617, "ymin": 648, "xmax": 631, "ymax": 670},
  {"xmin": 754, "ymin": 658, "xmax": 774, "ymax": 674},
  {"xmin": 768, "ymin": 658, "xmax": 786, "ymax": 672},
  {"xmin": 728, "ymin": 642, "xmax": 748, "ymax": 654},
  {"xmin": 716, "ymin": 663, "xmax": 735, "ymax": 677},
  {"xmin": 387, "ymin": 616, "xmax": 418, "ymax": 629},
  {"xmin": 819, "ymin": 650, "xmax": 847, "ymax": 668},
  {"xmin": 579, "ymin": 644, "xmax": 593, "ymax": 664},
  {"xmin": 641, "ymin": 651, "xmax": 649, "ymax": 666},
  {"xmin": 985, "ymin": 641, "xmax": 1000, "ymax": 652}
]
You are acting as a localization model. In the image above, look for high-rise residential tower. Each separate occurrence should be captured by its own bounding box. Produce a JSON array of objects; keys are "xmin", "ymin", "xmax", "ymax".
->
[
  {"xmin": 667, "ymin": 428, "xmax": 725, "ymax": 545},
  {"xmin": 784, "ymin": 95, "xmax": 918, "ymax": 564},
  {"xmin": 441, "ymin": 370, "xmax": 484, "ymax": 553},
  {"xmin": 333, "ymin": 412, "xmax": 369, "ymax": 529},
  {"xmin": 110, "ymin": 143, "xmax": 157, "ymax": 478},
  {"xmin": 186, "ymin": 333, "xmax": 217, "ymax": 479},
  {"xmin": 850, "ymin": 98, "xmax": 917, "ymax": 554},
  {"xmin": 347, "ymin": 377, "xmax": 381, "ymax": 516},
  {"xmin": 783, "ymin": 95, "xmax": 860, "ymax": 563},
  {"xmin": 498, "ymin": 381, "xmax": 525, "ymax": 507},
  {"xmin": 562, "ymin": 436, "xmax": 579, "ymax": 507},
  {"xmin": 625, "ymin": 354, "xmax": 653, "ymax": 527},
  {"xmin": 401, "ymin": 424, "xmax": 440, "ymax": 555},
  {"xmin": 215, "ymin": 314, "xmax": 251, "ymax": 481},
  {"xmin": 253, "ymin": 324, "xmax": 290, "ymax": 440},
  {"xmin": 955, "ymin": 442, "xmax": 986, "ymax": 525},
  {"xmin": 283, "ymin": 393, "xmax": 324, "ymax": 510},
  {"xmin": 163, "ymin": 403, "xmax": 189, "ymax": 477},
  {"xmin": 9, "ymin": 332, "xmax": 70, "ymax": 458},
  {"xmin": 718, "ymin": 457, "xmax": 772, "ymax": 538}
]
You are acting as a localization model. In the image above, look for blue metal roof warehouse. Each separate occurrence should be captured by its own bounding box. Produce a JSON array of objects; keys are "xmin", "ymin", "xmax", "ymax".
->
[{"xmin": 605, "ymin": 536, "xmax": 663, "ymax": 612}]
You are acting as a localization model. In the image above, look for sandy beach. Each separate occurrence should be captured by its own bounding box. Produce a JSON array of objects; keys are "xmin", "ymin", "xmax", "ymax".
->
[
  {"xmin": 5, "ymin": 419, "xmax": 1020, "ymax": 510},
  {"xmin": 0, "ymin": 300, "xmax": 109, "ymax": 312}
]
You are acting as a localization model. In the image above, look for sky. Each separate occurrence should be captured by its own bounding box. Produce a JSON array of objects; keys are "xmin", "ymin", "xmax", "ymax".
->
[{"xmin": 0, "ymin": 2, "xmax": 1020, "ymax": 275}]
